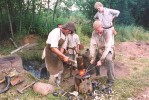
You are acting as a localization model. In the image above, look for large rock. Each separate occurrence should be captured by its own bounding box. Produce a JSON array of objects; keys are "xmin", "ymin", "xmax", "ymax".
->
[{"xmin": 33, "ymin": 82, "xmax": 55, "ymax": 95}]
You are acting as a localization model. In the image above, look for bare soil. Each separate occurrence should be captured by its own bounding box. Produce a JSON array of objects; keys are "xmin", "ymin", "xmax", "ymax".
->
[
  {"xmin": 115, "ymin": 41, "xmax": 149, "ymax": 58},
  {"xmin": 115, "ymin": 41, "xmax": 149, "ymax": 99},
  {"xmin": 114, "ymin": 41, "xmax": 149, "ymax": 78}
]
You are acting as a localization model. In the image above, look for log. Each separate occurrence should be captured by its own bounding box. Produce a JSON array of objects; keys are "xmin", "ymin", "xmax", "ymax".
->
[
  {"xmin": 10, "ymin": 43, "xmax": 30, "ymax": 54},
  {"xmin": 10, "ymin": 43, "xmax": 37, "ymax": 54},
  {"xmin": 74, "ymin": 74, "xmax": 92, "ymax": 94},
  {"xmin": 77, "ymin": 56, "xmax": 84, "ymax": 70},
  {"xmin": 10, "ymin": 38, "xmax": 18, "ymax": 48}
]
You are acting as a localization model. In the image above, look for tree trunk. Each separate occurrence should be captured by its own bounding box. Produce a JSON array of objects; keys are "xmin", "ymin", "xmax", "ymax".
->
[
  {"xmin": 37, "ymin": 0, "xmax": 42, "ymax": 21},
  {"xmin": 45, "ymin": 0, "xmax": 50, "ymax": 33},
  {"xmin": 74, "ymin": 74, "xmax": 92, "ymax": 94},
  {"xmin": 52, "ymin": 0, "xmax": 59, "ymax": 24},
  {"xmin": 7, "ymin": 3, "xmax": 14, "ymax": 38},
  {"xmin": 0, "ymin": 6, "xmax": 2, "ymax": 34},
  {"xmin": 19, "ymin": 0, "xmax": 23, "ymax": 34},
  {"xmin": 27, "ymin": 0, "xmax": 35, "ymax": 34}
]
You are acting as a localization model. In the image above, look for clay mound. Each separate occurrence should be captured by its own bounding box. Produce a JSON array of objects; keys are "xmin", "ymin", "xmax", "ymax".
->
[
  {"xmin": 21, "ymin": 34, "xmax": 39, "ymax": 45},
  {"xmin": 0, "ymin": 56, "xmax": 24, "ymax": 74},
  {"xmin": 115, "ymin": 41, "xmax": 149, "ymax": 58}
]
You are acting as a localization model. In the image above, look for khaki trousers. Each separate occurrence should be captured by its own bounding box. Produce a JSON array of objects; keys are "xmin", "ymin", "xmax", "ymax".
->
[{"xmin": 104, "ymin": 52, "xmax": 115, "ymax": 82}]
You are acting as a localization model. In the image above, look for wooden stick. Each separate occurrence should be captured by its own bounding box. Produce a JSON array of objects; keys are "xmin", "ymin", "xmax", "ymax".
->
[
  {"xmin": 10, "ymin": 43, "xmax": 30, "ymax": 54},
  {"xmin": 10, "ymin": 38, "xmax": 18, "ymax": 48}
]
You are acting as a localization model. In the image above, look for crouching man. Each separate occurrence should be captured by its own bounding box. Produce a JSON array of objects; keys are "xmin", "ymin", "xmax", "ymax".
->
[
  {"xmin": 89, "ymin": 20, "xmax": 115, "ymax": 86},
  {"xmin": 43, "ymin": 22, "xmax": 76, "ymax": 86}
]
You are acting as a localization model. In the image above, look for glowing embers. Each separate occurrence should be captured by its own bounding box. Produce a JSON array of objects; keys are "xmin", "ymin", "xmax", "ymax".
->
[{"xmin": 78, "ymin": 69, "xmax": 86, "ymax": 76}]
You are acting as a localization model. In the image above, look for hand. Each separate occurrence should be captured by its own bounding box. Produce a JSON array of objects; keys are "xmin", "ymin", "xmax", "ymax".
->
[
  {"xmin": 90, "ymin": 59, "xmax": 94, "ymax": 64},
  {"xmin": 75, "ymin": 49, "xmax": 79, "ymax": 54},
  {"xmin": 97, "ymin": 60, "xmax": 102, "ymax": 66},
  {"xmin": 63, "ymin": 56, "xmax": 69, "ymax": 62}
]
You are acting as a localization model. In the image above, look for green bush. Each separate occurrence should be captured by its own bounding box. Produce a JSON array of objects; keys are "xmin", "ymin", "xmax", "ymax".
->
[{"xmin": 81, "ymin": 24, "xmax": 93, "ymax": 37}]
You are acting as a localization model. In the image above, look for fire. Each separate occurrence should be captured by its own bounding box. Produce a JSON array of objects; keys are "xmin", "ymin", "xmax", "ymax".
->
[{"xmin": 79, "ymin": 69, "xmax": 86, "ymax": 76}]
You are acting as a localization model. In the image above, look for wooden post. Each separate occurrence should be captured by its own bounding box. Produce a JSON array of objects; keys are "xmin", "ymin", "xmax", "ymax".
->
[
  {"xmin": 77, "ymin": 56, "xmax": 84, "ymax": 70},
  {"xmin": 74, "ymin": 74, "xmax": 92, "ymax": 94}
]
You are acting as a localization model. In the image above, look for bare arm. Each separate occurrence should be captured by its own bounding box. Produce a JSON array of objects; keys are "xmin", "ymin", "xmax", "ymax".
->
[
  {"xmin": 60, "ymin": 48, "xmax": 65, "ymax": 53},
  {"xmin": 51, "ymin": 47, "xmax": 69, "ymax": 62}
]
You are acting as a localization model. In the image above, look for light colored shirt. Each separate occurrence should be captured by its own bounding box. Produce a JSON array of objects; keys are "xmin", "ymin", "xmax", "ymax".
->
[
  {"xmin": 67, "ymin": 33, "xmax": 80, "ymax": 54},
  {"xmin": 89, "ymin": 30, "xmax": 114, "ymax": 62},
  {"xmin": 46, "ymin": 28, "xmax": 67, "ymax": 49},
  {"xmin": 94, "ymin": 7, "xmax": 120, "ymax": 28}
]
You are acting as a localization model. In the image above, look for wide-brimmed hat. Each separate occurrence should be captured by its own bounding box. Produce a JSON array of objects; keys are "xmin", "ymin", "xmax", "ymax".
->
[{"xmin": 62, "ymin": 22, "xmax": 76, "ymax": 32}]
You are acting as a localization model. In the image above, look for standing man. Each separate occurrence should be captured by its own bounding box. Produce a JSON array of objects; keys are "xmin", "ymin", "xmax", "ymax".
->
[
  {"xmin": 90, "ymin": 20, "xmax": 115, "ymax": 86},
  {"xmin": 67, "ymin": 29, "xmax": 80, "ymax": 68},
  {"xmin": 94, "ymin": 2, "xmax": 120, "ymax": 35},
  {"xmin": 43, "ymin": 22, "xmax": 76, "ymax": 85}
]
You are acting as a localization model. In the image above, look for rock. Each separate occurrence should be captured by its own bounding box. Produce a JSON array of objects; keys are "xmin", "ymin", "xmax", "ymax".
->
[
  {"xmin": 10, "ymin": 76, "xmax": 24, "ymax": 86},
  {"xmin": 33, "ymin": 82, "xmax": 55, "ymax": 95},
  {"xmin": 52, "ymin": 91, "xmax": 58, "ymax": 96}
]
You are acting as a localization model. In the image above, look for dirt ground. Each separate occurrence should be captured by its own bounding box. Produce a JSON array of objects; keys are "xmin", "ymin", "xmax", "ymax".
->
[
  {"xmin": 114, "ymin": 41, "xmax": 149, "ymax": 99},
  {"xmin": 115, "ymin": 41, "xmax": 149, "ymax": 58},
  {"xmin": 114, "ymin": 41, "xmax": 149, "ymax": 78}
]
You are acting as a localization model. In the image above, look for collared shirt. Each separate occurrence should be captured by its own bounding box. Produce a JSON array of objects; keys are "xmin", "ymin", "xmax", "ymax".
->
[
  {"xmin": 46, "ymin": 28, "xmax": 67, "ymax": 49},
  {"xmin": 94, "ymin": 7, "xmax": 120, "ymax": 28},
  {"xmin": 67, "ymin": 33, "xmax": 80, "ymax": 54},
  {"xmin": 89, "ymin": 30, "xmax": 114, "ymax": 61}
]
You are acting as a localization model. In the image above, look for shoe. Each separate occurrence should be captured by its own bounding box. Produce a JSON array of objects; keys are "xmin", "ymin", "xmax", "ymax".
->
[
  {"xmin": 106, "ymin": 80, "xmax": 114, "ymax": 87},
  {"xmin": 55, "ymin": 77, "xmax": 61, "ymax": 87}
]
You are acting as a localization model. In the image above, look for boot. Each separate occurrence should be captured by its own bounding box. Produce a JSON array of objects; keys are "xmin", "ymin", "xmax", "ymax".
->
[{"xmin": 49, "ymin": 75, "xmax": 56, "ymax": 85}]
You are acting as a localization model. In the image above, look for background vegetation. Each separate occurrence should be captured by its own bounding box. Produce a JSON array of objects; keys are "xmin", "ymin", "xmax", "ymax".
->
[{"xmin": 0, "ymin": 0, "xmax": 149, "ymax": 41}]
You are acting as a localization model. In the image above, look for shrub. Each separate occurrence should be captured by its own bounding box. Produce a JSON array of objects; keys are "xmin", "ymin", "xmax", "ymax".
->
[
  {"xmin": 115, "ymin": 25, "xmax": 149, "ymax": 42},
  {"xmin": 81, "ymin": 23, "xmax": 93, "ymax": 37}
]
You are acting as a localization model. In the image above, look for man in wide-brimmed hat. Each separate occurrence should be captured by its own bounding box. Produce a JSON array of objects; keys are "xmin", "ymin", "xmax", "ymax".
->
[{"xmin": 42, "ymin": 22, "xmax": 76, "ymax": 86}]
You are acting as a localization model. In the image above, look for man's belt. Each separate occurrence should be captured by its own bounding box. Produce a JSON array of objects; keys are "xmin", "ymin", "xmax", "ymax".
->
[
  {"xmin": 67, "ymin": 47, "xmax": 75, "ymax": 50},
  {"xmin": 103, "ymin": 26, "xmax": 113, "ymax": 29}
]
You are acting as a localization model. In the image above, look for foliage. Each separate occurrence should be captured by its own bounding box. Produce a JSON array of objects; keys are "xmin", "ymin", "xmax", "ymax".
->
[
  {"xmin": 81, "ymin": 23, "xmax": 93, "ymax": 37},
  {"xmin": 1, "ymin": 0, "xmax": 149, "ymax": 40},
  {"xmin": 115, "ymin": 25, "xmax": 149, "ymax": 42}
]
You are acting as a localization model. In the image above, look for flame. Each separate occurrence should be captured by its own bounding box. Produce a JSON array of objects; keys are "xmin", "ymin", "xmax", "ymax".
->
[{"xmin": 79, "ymin": 69, "xmax": 86, "ymax": 76}]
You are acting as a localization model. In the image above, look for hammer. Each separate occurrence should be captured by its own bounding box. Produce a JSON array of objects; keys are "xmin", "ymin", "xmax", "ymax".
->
[{"xmin": 17, "ymin": 81, "xmax": 36, "ymax": 94}]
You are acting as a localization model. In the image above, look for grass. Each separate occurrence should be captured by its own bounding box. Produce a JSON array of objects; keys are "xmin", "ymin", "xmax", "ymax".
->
[
  {"xmin": 112, "ymin": 53, "xmax": 149, "ymax": 100},
  {"xmin": 115, "ymin": 25, "xmax": 149, "ymax": 42},
  {"xmin": 113, "ymin": 67, "xmax": 149, "ymax": 100}
]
